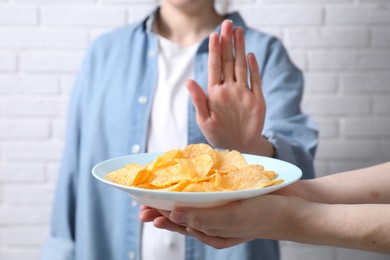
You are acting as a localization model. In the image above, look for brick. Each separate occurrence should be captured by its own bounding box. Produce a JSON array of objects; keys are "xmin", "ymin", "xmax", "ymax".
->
[
  {"xmin": 341, "ymin": 74, "xmax": 390, "ymax": 94},
  {"xmin": 20, "ymin": 75, "xmax": 60, "ymax": 95},
  {"xmin": 21, "ymin": 52, "xmax": 84, "ymax": 72},
  {"xmin": 0, "ymin": 164, "xmax": 45, "ymax": 182},
  {"xmin": 0, "ymin": 53, "xmax": 17, "ymax": 71},
  {"xmin": 89, "ymin": 28, "xmax": 115, "ymax": 43},
  {"xmin": 326, "ymin": 6, "xmax": 390, "ymax": 25},
  {"xmin": 0, "ymin": 29, "xmax": 88, "ymax": 49},
  {"xmin": 46, "ymin": 163, "xmax": 60, "ymax": 184},
  {"xmin": 256, "ymin": 27, "xmax": 283, "ymax": 39},
  {"xmin": 41, "ymin": 7, "xmax": 126, "ymax": 27},
  {"xmin": 3, "ymin": 142, "xmax": 63, "ymax": 161},
  {"xmin": 0, "ymin": 119, "xmax": 51, "ymax": 139},
  {"xmin": 335, "ymin": 246, "xmax": 390, "ymax": 260},
  {"xmin": 0, "ymin": 207, "xmax": 50, "ymax": 224},
  {"xmin": 14, "ymin": 0, "xmax": 94, "ymax": 2},
  {"xmin": 315, "ymin": 118, "xmax": 339, "ymax": 138},
  {"xmin": 0, "ymin": 6, "xmax": 37, "ymax": 25},
  {"xmin": 341, "ymin": 118, "xmax": 390, "ymax": 137},
  {"xmin": 230, "ymin": 5, "xmax": 323, "ymax": 26},
  {"xmin": 52, "ymin": 119, "xmax": 66, "ymax": 140},
  {"xmin": 302, "ymin": 96, "xmax": 370, "ymax": 116},
  {"xmin": 3, "ymin": 185, "xmax": 55, "ymax": 204},
  {"xmin": 373, "ymin": 96, "xmax": 390, "ymax": 115},
  {"xmin": 304, "ymin": 73, "xmax": 338, "ymax": 94},
  {"xmin": 0, "ymin": 249, "xmax": 41, "ymax": 260},
  {"xmin": 288, "ymin": 50, "xmax": 306, "ymax": 70},
  {"xmin": 103, "ymin": 0, "xmax": 157, "ymax": 2},
  {"xmin": 372, "ymin": 28, "xmax": 390, "ymax": 47},
  {"xmin": 280, "ymin": 242, "xmax": 335, "ymax": 260},
  {"xmin": 60, "ymin": 75, "xmax": 76, "ymax": 95},
  {"xmin": 261, "ymin": 0, "xmax": 348, "ymax": 2},
  {"xmin": 1, "ymin": 97, "xmax": 68, "ymax": 117},
  {"xmin": 0, "ymin": 75, "xmax": 59, "ymax": 95},
  {"xmin": 380, "ymin": 141, "xmax": 390, "ymax": 157},
  {"xmin": 313, "ymin": 161, "xmax": 328, "ymax": 178},
  {"xmin": 285, "ymin": 28, "xmax": 369, "ymax": 48},
  {"xmin": 316, "ymin": 140, "xmax": 380, "ymax": 159},
  {"xmin": 3, "ymin": 226, "xmax": 49, "ymax": 246},
  {"xmin": 328, "ymin": 160, "xmax": 384, "ymax": 175},
  {"xmin": 0, "ymin": 75, "xmax": 18, "ymax": 95},
  {"xmin": 308, "ymin": 50, "xmax": 390, "ymax": 70},
  {"xmin": 127, "ymin": 4, "xmax": 158, "ymax": 23}
]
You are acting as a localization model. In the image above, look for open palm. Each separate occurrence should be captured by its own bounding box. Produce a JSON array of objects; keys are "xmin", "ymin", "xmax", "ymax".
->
[{"xmin": 187, "ymin": 20, "xmax": 269, "ymax": 155}]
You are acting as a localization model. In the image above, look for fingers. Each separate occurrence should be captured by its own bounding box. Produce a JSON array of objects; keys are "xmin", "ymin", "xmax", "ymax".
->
[
  {"xmin": 139, "ymin": 208, "xmax": 163, "ymax": 222},
  {"xmin": 220, "ymin": 20, "xmax": 234, "ymax": 82},
  {"xmin": 233, "ymin": 27, "xmax": 248, "ymax": 85},
  {"xmin": 186, "ymin": 79, "xmax": 210, "ymax": 124},
  {"xmin": 208, "ymin": 32, "xmax": 221, "ymax": 87},
  {"xmin": 186, "ymin": 228, "xmax": 246, "ymax": 249},
  {"xmin": 170, "ymin": 206, "xmax": 233, "ymax": 235},
  {"xmin": 210, "ymin": 20, "xmax": 248, "ymax": 85},
  {"xmin": 247, "ymin": 52, "xmax": 263, "ymax": 100},
  {"xmin": 153, "ymin": 216, "xmax": 190, "ymax": 236}
]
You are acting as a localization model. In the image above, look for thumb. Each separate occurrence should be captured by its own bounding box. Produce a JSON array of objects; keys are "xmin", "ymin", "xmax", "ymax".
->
[{"xmin": 186, "ymin": 79, "xmax": 210, "ymax": 124}]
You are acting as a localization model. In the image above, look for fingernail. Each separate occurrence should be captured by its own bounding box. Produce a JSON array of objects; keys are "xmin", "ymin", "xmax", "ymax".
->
[{"xmin": 170, "ymin": 210, "xmax": 186, "ymax": 224}]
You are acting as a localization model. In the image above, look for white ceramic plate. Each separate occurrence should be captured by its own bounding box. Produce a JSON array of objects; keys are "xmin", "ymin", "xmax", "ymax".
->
[{"xmin": 92, "ymin": 153, "xmax": 302, "ymax": 211}]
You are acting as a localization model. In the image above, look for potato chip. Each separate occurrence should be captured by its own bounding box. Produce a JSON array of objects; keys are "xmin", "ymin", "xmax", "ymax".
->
[
  {"xmin": 181, "ymin": 143, "xmax": 218, "ymax": 168},
  {"xmin": 182, "ymin": 181, "xmax": 219, "ymax": 192},
  {"xmin": 148, "ymin": 149, "xmax": 180, "ymax": 170},
  {"xmin": 220, "ymin": 165, "xmax": 274, "ymax": 190},
  {"xmin": 150, "ymin": 163, "xmax": 196, "ymax": 187},
  {"xmin": 216, "ymin": 149, "xmax": 248, "ymax": 171},
  {"xmin": 105, "ymin": 164, "xmax": 144, "ymax": 186},
  {"xmin": 105, "ymin": 143, "xmax": 283, "ymax": 192}
]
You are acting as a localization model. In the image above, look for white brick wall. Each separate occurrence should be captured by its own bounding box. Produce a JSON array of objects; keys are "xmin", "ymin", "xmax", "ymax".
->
[{"xmin": 0, "ymin": 0, "xmax": 389, "ymax": 260}]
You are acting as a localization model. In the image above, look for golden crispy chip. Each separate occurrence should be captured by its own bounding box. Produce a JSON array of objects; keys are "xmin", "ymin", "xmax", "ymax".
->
[
  {"xmin": 265, "ymin": 179, "xmax": 284, "ymax": 187},
  {"xmin": 105, "ymin": 164, "xmax": 144, "ymax": 186},
  {"xmin": 263, "ymin": 170, "xmax": 277, "ymax": 180},
  {"xmin": 182, "ymin": 181, "xmax": 219, "ymax": 192},
  {"xmin": 105, "ymin": 143, "xmax": 283, "ymax": 192},
  {"xmin": 216, "ymin": 149, "xmax": 248, "ymax": 171},
  {"xmin": 220, "ymin": 165, "xmax": 273, "ymax": 190},
  {"xmin": 160, "ymin": 180, "xmax": 192, "ymax": 191},
  {"xmin": 148, "ymin": 149, "xmax": 180, "ymax": 170},
  {"xmin": 132, "ymin": 168, "xmax": 153, "ymax": 185},
  {"xmin": 181, "ymin": 143, "xmax": 218, "ymax": 168},
  {"xmin": 189, "ymin": 154, "xmax": 214, "ymax": 177},
  {"xmin": 150, "ymin": 163, "xmax": 196, "ymax": 187}
]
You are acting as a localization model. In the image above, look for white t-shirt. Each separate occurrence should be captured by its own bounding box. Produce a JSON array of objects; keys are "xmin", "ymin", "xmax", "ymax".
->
[{"xmin": 144, "ymin": 28, "xmax": 200, "ymax": 260}]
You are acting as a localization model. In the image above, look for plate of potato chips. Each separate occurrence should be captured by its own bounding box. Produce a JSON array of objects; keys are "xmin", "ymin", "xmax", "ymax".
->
[{"xmin": 92, "ymin": 143, "xmax": 302, "ymax": 210}]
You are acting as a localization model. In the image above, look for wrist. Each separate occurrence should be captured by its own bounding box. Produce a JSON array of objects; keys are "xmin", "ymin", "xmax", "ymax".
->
[
  {"xmin": 286, "ymin": 198, "xmax": 327, "ymax": 242},
  {"xmin": 270, "ymin": 196, "xmax": 314, "ymax": 241},
  {"xmin": 258, "ymin": 135, "xmax": 275, "ymax": 157},
  {"xmin": 239, "ymin": 135, "xmax": 275, "ymax": 157}
]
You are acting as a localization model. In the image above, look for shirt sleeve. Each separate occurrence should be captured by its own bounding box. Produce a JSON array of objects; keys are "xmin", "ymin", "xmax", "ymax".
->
[
  {"xmin": 41, "ymin": 57, "xmax": 86, "ymax": 260},
  {"xmin": 261, "ymin": 39, "xmax": 318, "ymax": 179}
]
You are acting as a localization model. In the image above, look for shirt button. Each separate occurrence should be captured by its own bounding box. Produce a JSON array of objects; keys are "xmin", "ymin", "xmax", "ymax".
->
[
  {"xmin": 148, "ymin": 50, "xmax": 155, "ymax": 57},
  {"xmin": 138, "ymin": 96, "xmax": 148, "ymax": 105},
  {"xmin": 131, "ymin": 200, "xmax": 138, "ymax": 207},
  {"xmin": 132, "ymin": 144, "xmax": 141, "ymax": 154},
  {"xmin": 128, "ymin": 250, "xmax": 136, "ymax": 260}
]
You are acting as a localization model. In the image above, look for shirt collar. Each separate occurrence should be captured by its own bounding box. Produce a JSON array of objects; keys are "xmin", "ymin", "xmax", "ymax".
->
[{"xmin": 137, "ymin": 8, "xmax": 248, "ymax": 53}]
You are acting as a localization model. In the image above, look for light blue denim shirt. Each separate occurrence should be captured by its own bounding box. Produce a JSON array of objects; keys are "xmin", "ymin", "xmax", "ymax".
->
[{"xmin": 42, "ymin": 10, "xmax": 318, "ymax": 260}]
